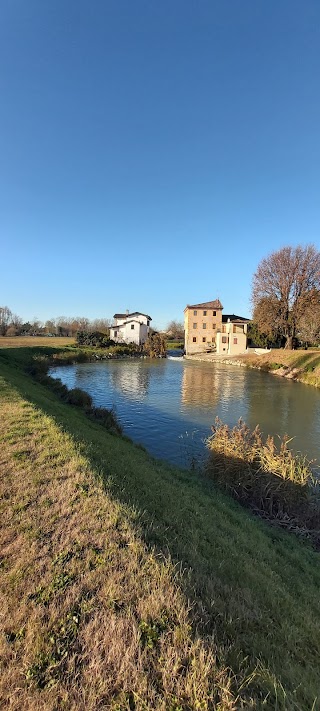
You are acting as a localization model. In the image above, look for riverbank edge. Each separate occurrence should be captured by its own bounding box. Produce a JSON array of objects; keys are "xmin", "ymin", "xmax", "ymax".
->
[
  {"xmin": 185, "ymin": 349, "xmax": 320, "ymax": 388},
  {"xmin": 1, "ymin": 348, "xmax": 320, "ymax": 708}
]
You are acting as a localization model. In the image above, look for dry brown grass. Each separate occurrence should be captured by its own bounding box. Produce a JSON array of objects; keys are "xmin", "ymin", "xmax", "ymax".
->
[
  {"xmin": 0, "ymin": 376, "xmax": 234, "ymax": 710},
  {"xmin": 0, "ymin": 337, "xmax": 75, "ymax": 348},
  {"xmin": 206, "ymin": 418, "xmax": 320, "ymax": 543},
  {"xmin": 238, "ymin": 348, "xmax": 320, "ymax": 368},
  {"xmin": 236, "ymin": 349, "xmax": 320, "ymax": 387}
]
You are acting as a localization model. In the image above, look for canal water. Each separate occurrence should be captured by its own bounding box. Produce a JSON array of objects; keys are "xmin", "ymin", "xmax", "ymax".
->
[{"xmin": 50, "ymin": 358, "xmax": 320, "ymax": 469}]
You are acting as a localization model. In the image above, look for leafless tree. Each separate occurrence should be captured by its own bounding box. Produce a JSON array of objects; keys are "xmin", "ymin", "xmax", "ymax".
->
[
  {"xmin": 252, "ymin": 245, "xmax": 320, "ymax": 349},
  {"xmin": 91, "ymin": 318, "xmax": 111, "ymax": 334},
  {"xmin": 0, "ymin": 306, "xmax": 13, "ymax": 335},
  {"xmin": 296, "ymin": 290, "xmax": 320, "ymax": 345},
  {"xmin": 166, "ymin": 320, "xmax": 184, "ymax": 339}
]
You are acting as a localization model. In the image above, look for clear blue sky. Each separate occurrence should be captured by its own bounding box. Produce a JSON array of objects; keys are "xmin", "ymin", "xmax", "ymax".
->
[{"xmin": 1, "ymin": 1, "xmax": 319, "ymax": 329}]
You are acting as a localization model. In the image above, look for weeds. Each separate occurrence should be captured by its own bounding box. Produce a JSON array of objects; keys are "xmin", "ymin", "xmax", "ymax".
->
[
  {"xmin": 206, "ymin": 418, "xmax": 320, "ymax": 542},
  {"xmin": 26, "ymin": 605, "xmax": 82, "ymax": 689}
]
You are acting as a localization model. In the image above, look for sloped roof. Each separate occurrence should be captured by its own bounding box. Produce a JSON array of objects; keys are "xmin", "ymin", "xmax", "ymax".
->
[
  {"xmin": 222, "ymin": 314, "xmax": 251, "ymax": 323},
  {"xmin": 110, "ymin": 318, "xmax": 144, "ymax": 329},
  {"xmin": 184, "ymin": 299, "xmax": 223, "ymax": 311},
  {"xmin": 113, "ymin": 312, "xmax": 152, "ymax": 320}
]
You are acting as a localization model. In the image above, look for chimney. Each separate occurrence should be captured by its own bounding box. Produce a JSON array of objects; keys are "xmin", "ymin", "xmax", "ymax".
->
[{"xmin": 126, "ymin": 309, "xmax": 129, "ymax": 316}]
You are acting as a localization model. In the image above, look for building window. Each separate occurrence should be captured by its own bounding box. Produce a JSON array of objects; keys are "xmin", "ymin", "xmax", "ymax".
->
[
  {"xmin": 213, "ymin": 310, "xmax": 216, "ymax": 316},
  {"xmin": 114, "ymin": 331, "xmax": 117, "ymax": 336},
  {"xmin": 193, "ymin": 337, "xmax": 197, "ymax": 342},
  {"xmin": 203, "ymin": 310, "xmax": 207, "ymax": 316},
  {"xmin": 212, "ymin": 323, "xmax": 216, "ymax": 329},
  {"xmin": 147, "ymin": 320, "xmax": 150, "ymax": 326},
  {"xmin": 234, "ymin": 338, "xmax": 237, "ymax": 344},
  {"xmin": 222, "ymin": 336, "xmax": 227, "ymax": 343},
  {"xmin": 193, "ymin": 323, "xmax": 197, "ymax": 329},
  {"xmin": 193, "ymin": 310, "xmax": 197, "ymax": 316},
  {"xmin": 222, "ymin": 325, "xmax": 226, "ymax": 333},
  {"xmin": 202, "ymin": 337, "xmax": 206, "ymax": 342},
  {"xmin": 131, "ymin": 324, "xmax": 134, "ymax": 330},
  {"xmin": 203, "ymin": 323, "xmax": 206, "ymax": 329}
]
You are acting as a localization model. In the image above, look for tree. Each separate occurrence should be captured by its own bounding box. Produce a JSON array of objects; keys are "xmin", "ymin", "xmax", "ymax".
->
[
  {"xmin": 0, "ymin": 306, "xmax": 13, "ymax": 336},
  {"xmin": 252, "ymin": 245, "xmax": 320, "ymax": 349},
  {"xmin": 296, "ymin": 291, "xmax": 320, "ymax": 346},
  {"xmin": 166, "ymin": 320, "xmax": 184, "ymax": 340},
  {"xmin": 144, "ymin": 332, "xmax": 167, "ymax": 357}
]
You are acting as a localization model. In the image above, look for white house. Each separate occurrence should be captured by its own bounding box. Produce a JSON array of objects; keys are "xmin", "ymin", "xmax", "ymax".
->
[
  {"xmin": 109, "ymin": 311, "xmax": 152, "ymax": 346},
  {"xmin": 216, "ymin": 314, "xmax": 250, "ymax": 355}
]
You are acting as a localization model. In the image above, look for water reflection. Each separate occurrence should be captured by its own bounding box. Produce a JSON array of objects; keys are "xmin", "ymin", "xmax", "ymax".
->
[
  {"xmin": 245, "ymin": 369, "xmax": 320, "ymax": 458},
  {"xmin": 111, "ymin": 362, "xmax": 150, "ymax": 398},
  {"xmin": 50, "ymin": 360, "xmax": 320, "ymax": 467},
  {"xmin": 181, "ymin": 363, "xmax": 219, "ymax": 407}
]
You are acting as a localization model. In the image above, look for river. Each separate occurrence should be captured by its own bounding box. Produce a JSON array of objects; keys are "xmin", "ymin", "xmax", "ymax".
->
[{"xmin": 50, "ymin": 357, "xmax": 320, "ymax": 469}]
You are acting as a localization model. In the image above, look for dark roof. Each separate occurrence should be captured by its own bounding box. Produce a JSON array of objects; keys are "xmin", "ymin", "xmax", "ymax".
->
[
  {"xmin": 110, "ymin": 319, "xmax": 144, "ymax": 328},
  {"xmin": 184, "ymin": 299, "xmax": 223, "ymax": 311},
  {"xmin": 222, "ymin": 314, "xmax": 251, "ymax": 323},
  {"xmin": 113, "ymin": 312, "xmax": 152, "ymax": 320}
]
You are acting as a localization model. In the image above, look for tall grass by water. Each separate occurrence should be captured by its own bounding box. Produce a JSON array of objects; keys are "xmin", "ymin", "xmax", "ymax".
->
[{"xmin": 207, "ymin": 418, "xmax": 320, "ymax": 544}]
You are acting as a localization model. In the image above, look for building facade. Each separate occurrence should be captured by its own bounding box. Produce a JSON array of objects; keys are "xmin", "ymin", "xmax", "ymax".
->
[
  {"xmin": 216, "ymin": 315, "xmax": 249, "ymax": 355},
  {"xmin": 184, "ymin": 300, "xmax": 223, "ymax": 355},
  {"xmin": 184, "ymin": 300, "xmax": 249, "ymax": 355},
  {"xmin": 110, "ymin": 311, "xmax": 151, "ymax": 346}
]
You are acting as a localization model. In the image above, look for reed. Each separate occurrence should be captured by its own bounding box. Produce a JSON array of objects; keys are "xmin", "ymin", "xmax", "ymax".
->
[{"xmin": 206, "ymin": 418, "xmax": 320, "ymax": 541}]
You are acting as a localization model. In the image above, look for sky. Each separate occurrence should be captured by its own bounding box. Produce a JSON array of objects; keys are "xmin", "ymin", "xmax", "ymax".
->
[{"xmin": 1, "ymin": 1, "xmax": 319, "ymax": 329}]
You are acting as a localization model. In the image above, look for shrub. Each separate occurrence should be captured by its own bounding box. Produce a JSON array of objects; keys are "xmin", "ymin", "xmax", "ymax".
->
[
  {"xmin": 66, "ymin": 388, "xmax": 93, "ymax": 409},
  {"xmin": 76, "ymin": 331, "xmax": 115, "ymax": 348},
  {"xmin": 89, "ymin": 406, "xmax": 123, "ymax": 435}
]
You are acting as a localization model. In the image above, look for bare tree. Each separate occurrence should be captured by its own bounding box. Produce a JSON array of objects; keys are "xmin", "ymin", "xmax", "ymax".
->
[
  {"xmin": 252, "ymin": 245, "xmax": 320, "ymax": 349},
  {"xmin": 296, "ymin": 291, "xmax": 320, "ymax": 346},
  {"xmin": 91, "ymin": 318, "xmax": 111, "ymax": 334},
  {"xmin": 0, "ymin": 306, "xmax": 13, "ymax": 336},
  {"xmin": 166, "ymin": 320, "xmax": 184, "ymax": 339}
]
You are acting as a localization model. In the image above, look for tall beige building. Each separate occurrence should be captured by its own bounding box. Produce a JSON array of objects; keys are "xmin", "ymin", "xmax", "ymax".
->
[
  {"xmin": 184, "ymin": 299, "xmax": 249, "ymax": 355},
  {"xmin": 184, "ymin": 299, "xmax": 223, "ymax": 355}
]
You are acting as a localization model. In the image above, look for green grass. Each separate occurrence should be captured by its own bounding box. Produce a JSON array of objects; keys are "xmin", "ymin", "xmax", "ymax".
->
[
  {"xmin": 1, "ymin": 346, "xmax": 320, "ymax": 708},
  {"xmin": 166, "ymin": 341, "xmax": 184, "ymax": 350}
]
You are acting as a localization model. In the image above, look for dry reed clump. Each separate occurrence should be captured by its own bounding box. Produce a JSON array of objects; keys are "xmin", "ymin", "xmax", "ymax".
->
[
  {"xmin": 206, "ymin": 418, "xmax": 320, "ymax": 541},
  {"xmin": 0, "ymin": 377, "xmax": 235, "ymax": 711}
]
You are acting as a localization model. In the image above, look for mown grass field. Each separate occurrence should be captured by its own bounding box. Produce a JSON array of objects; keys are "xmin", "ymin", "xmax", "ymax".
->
[
  {"xmin": 1, "ymin": 345, "xmax": 320, "ymax": 709},
  {"xmin": 0, "ymin": 336, "xmax": 75, "ymax": 348}
]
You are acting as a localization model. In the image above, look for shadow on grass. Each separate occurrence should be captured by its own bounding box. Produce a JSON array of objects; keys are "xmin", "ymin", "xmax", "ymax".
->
[
  {"xmin": 206, "ymin": 449, "xmax": 320, "ymax": 547},
  {"xmin": 2, "ymin": 353, "xmax": 320, "ymax": 707}
]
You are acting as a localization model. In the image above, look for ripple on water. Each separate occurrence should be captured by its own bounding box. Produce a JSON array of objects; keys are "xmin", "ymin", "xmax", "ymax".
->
[{"xmin": 49, "ymin": 359, "xmax": 320, "ymax": 468}]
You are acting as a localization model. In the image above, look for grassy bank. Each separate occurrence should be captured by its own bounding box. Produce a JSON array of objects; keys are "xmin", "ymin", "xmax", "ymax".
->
[
  {"xmin": 238, "ymin": 349, "xmax": 320, "ymax": 388},
  {"xmin": 1, "ymin": 346, "xmax": 320, "ymax": 709}
]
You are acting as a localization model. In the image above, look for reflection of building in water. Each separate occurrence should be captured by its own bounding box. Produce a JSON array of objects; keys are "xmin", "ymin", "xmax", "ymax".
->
[
  {"xmin": 111, "ymin": 363, "xmax": 150, "ymax": 398},
  {"xmin": 181, "ymin": 363, "xmax": 246, "ymax": 411},
  {"xmin": 181, "ymin": 365, "xmax": 218, "ymax": 407}
]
